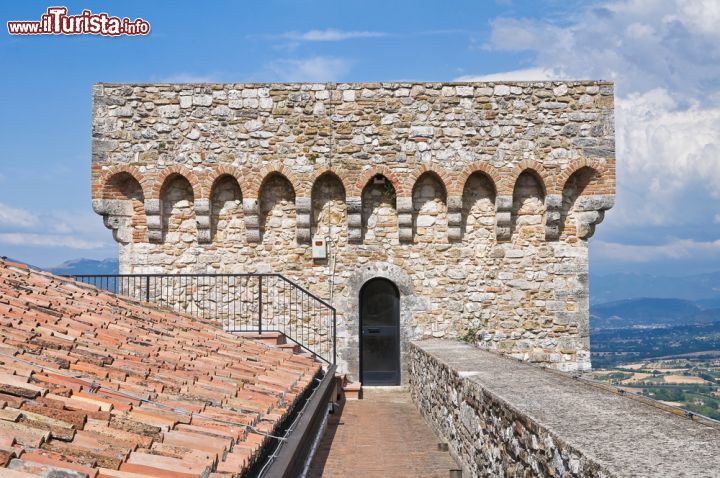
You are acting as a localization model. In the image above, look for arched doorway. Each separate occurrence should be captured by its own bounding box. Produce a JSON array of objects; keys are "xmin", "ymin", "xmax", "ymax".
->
[{"xmin": 360, "ymin": 278, "xmax": 400, "ymax": 385}]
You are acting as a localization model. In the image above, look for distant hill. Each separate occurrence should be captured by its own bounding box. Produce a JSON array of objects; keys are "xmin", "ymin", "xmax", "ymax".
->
[
  {"xmin": 47, "ymin": 258, "xmax": 119, "ymax": 275},
  {"xmin": 695, "ymin": 298, "xmax": 720, "ymax": 310},
  {"xmin": 1, "ymin": 257, "xmax": 120, "ymax": 275},
  {"xmin": 590, "ymin": 272, "xmax": 720, "ymax": 304},
  {"xmin": 591, "ymin": 298, "xmax": 701, "ymax": 328},
  {"xmin": 3, "ymin": 257, "xmax": 42, "ymax": 271},
  {"xmin": 591, "ymin": 319, "xmax": 720, "ymax": 368},
  {"xmin": 591, "ymin": 297, "xmax": 720, "ymax": 329},
  {"xmin": 590, "ymin": 273, "xmax": 720, "ymax": 365}
]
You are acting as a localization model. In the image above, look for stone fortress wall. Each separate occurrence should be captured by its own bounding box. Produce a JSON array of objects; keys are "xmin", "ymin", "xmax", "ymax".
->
[
  {"xmin": 91, "ymin": 81, "xmax": 615, "ymax": 380},
  {"xmin": 408, "ymin": 340, "xmax": 720, "ymax": 478}
]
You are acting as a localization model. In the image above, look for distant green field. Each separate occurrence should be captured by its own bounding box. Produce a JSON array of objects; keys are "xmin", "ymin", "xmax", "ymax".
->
[
  {"xmin": 591, "ymin": 320, "xmax": 720, "ymax": 368},
  {"xmin": 591, "ymin": 358, "xmax": 720, "ymax": 422}
]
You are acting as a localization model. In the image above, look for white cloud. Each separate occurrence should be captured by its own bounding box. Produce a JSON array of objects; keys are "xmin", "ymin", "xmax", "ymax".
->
[
  {"xmin": 487, "ymin": 1, "xmax": 720, "ymax": 96},
  {"xmin": 488, "ymin": 18, "xmax": 572, "ymax": 54},
  {"xmin": 667, "ymin": 0, "xmax": 720, "ymax": 37},
  {"xmin": 454, "ymin": 67, "xmax": 557, "ymax": 82},
  {"xmin": 279, "ymin": 29, "xmax": 386, "ymax": 42},
  {"xmin": 49, "ymin": 209, "xmax": 109, "ymax": 236},
  {"xmin": 0, "ymin": 205, "xmax": 113, "ymax": 252},
  {"xmin": 265, "ymin": 56, "xmax": 351, "ymax": 82},
  {"xmin": 0, "ymin": 203, "xmax": 39, "ymax": 228},
  {"xmin": 595, "ymin": 239, "xmax": 720, "ymax": 262},
  {"xmin": 611, "ymin": 88, "xmax": 720, "ymax": 225},
  {"xmin": 482, "ymin": 0, "xmax": 720, "ymax": 230},
  {"xmin": 0, "ymin": 233, "xmax": 105, "ymax": 250}
]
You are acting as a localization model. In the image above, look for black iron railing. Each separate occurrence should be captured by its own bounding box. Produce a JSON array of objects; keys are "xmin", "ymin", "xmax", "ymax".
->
[{"xmin": 69, "ymin": 274, "xmax": 336, "ymax": 364}]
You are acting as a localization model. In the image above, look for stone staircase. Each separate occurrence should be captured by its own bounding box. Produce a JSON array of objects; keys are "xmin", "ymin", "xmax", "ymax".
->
[
  {"xmin": 235, "ymin": 331, "xmax": 363, "ymax": 400},
  {"xmin": 70, "ymin": 273, "xmax": 337, "ymax": 366},
  {"xmin": 234, "ymin": 331, "xmax": 315, "ymax": 359}
]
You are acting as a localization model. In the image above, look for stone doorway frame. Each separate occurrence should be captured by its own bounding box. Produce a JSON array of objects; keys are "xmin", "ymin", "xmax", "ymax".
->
[
  {"xmin": 359, "ymin": 277, "xmax": 401, "ymax": 385},
  {"xmin": 340, "ymin": 261, "xmax": 427, "ymax": 385}
]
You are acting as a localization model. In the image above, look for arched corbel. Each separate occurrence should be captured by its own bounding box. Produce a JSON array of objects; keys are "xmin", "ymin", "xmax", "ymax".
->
[{"xmin": 573, "ymin": 195, "xmax": 615, "ymax": 239}]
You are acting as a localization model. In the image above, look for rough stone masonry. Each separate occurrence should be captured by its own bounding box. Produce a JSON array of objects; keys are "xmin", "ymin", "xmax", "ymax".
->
[
  {"xmin": 408, "ymin": 340, "xmax": 720, "ymax": 478},
  {"xmin": 90, "ymin": 81, "xmax": 615, "ymax": 381}
]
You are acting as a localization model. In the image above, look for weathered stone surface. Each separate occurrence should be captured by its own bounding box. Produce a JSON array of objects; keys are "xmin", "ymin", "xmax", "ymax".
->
[
  {"xmin": 409, "ymin": 340, "xmax": 720, "ymax": 478},
  {"xmin": 91, "ymin": 81, "xmax": 616, "ymax": 379}
]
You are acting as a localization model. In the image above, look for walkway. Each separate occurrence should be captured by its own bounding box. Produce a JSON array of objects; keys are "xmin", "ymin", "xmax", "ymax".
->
[{"xmin": 308, "ymin": 388, "xmax": 460, "ymax": 477}]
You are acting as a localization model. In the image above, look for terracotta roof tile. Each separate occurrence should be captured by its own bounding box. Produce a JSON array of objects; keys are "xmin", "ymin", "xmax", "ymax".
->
[
  {"xmin": 16, "ymin": 451, "xmax": 99, "ymax": 477},
  {"xmin": 0, "ymin": 448, "xmax": 17, "ymax": 467},
  {"xmin": 42, "ymin": 437, "xmax": 125, "ymax": 468},
  {"xmin": 0, "ymin": 420, "xmax": 50, "ymax": 447},
  {"xmin": 118, "ymin": 462, "xmax": 198, "ymax": 478},
  {"xmin": 123, "ymin": 451, "xmax": 210, "ymax": 477},
  {"xmin": 0, "ymin": 393, "xmax": 27, "ymax": 409},
  {"xmin": 84, "ymin": 419, "xmax": 154, "ymax": 448},
  {"xmin": 0, "ymin": 259, "xmax": 321, "ymax": 476},
  {"xmin": 96, "ymin": 468, "xmax": 157, "ymax": 478},
  {"xmin": 2, "ymin": 459, "xmax": 89, "ymax": 478},
  {"xmin": 0, "ymin": 408, "xmax": 22, "ymax": 422}
]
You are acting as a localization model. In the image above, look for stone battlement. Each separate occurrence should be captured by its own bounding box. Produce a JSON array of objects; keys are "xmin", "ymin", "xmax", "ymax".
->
[
  {"xmin": 409, "ymin": 340, "xmax": 720, "ymax": 477},
  {"xmin": 91, "ymin": 81, "xmax": 615, "ymax": 378}
]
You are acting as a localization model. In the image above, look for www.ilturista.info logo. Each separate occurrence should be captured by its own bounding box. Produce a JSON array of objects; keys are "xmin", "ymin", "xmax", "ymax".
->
[{"xmin": 7, "ymin": 7, "xmax": 150, "ymax": 36}]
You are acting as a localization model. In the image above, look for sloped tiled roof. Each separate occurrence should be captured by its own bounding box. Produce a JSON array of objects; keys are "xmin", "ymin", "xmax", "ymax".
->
[{"xmin": 0, "ymin": 259, "xmax": 321, "ymax": 477}]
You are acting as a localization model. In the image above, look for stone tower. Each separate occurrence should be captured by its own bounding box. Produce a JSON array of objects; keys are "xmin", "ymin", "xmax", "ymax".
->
[{"xmin": 91, "ymin": 81, "xmax": 615, "ymax": 381}]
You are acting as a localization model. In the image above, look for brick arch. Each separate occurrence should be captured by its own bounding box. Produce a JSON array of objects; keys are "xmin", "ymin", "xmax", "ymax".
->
[
  {"xmin": 355, "ymin": 166, "xmax": 405, "ymax": 197},
  {"xmin": 246, "ymin": 165, "xmax": 301, "ymax": 199},
  {"xmin": 553, "ymin": 158, "xmax": 610, "ymax": 195},
  {"xmin": 310, "ymin": 168, "xmax": 350, "ymax": 197},
  {"xmin": 459, "ymin": 162, "xmax": 501, "ymax": 197},
  {"xmin": 96, "ymin": 165, "xmax": 149, "ymax": 200},
  {"xmin": 205, "ymin": 166, "xmax": 245, "ymax": 199},
  {"xmin": 151, "ymin": 165, "xmax": 203, "ymax": 200},
  {"xmin": 94, "ymin": 165, "xmax": 149, "ymax": 244},
  {"xmin": 505, "ymin": 160, "xmax": 549, "ymax": 196},
  {"xmin": 406, "ymin": 165, "xmax": 454, "ymax": 197}
]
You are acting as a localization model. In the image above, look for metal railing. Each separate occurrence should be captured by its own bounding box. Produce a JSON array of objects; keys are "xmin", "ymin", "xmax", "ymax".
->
[{"xmin": 69, "ymin": 274, "xmax": 336, "ymax": 364}]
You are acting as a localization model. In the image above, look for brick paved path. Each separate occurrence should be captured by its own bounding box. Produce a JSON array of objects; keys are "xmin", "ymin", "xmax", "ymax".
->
[{"xmin": 308, "ymin": 388, "xmax": 459, "ymax": 477}]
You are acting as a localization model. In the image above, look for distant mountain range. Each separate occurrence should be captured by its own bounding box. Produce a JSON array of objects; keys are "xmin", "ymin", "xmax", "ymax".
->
[
  {"xmin": 591, "ymin": 298, "xmax": 720, "ymax": 329},
  {"xmin": 27, "ymin": 260, "xmax": 720, "ymax": 305},
  {"xmin": 589, "ymin": 271, "xmax": 720, "ymax": 331},
  {"xmin": 47, "ymin": 258, "xmax": 120, "ymax": 275},
  {"xmin": 4, "ymin": 257, "xmax": 120, "ymax": 275},
  {"xmin": 590, "ymin": 271, "xmax": 720, "ymax": 304},
  {"xmin": 591, "ymin": 319, "xmax": 720, "ymax": 368},
  {"xmin": 5, "ymin": 256, "xmax": 720, "ymax": 332}
]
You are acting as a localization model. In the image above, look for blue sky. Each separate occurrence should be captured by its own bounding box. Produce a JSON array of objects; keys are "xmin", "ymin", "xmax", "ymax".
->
[{"xmin": 1, "ymin": 0, "xmax": 719, "ymax": 276}]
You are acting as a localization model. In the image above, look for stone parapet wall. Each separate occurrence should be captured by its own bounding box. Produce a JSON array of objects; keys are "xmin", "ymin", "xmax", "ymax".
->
[
  {"xmin": 409, "ymin": 341, "xmax": 610, "ymax": 477},
  {"xmin": 408, "ymin": 340, "xmax": 720, "ymax": 478},
  {"xmin": 91, "ymin": 81, "xmax": 616, "ymax": 378}
]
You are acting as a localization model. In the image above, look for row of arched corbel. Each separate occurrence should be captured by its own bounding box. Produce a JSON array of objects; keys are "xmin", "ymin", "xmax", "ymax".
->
[{"xmin": 93, "ymin": 160, "xmax": 614, "ymax": 245}]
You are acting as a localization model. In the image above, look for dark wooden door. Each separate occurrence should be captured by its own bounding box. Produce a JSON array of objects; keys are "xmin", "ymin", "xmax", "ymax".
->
[{"xmin": 360, "ymin": 278, "xmax": 400, "ymax": 385}]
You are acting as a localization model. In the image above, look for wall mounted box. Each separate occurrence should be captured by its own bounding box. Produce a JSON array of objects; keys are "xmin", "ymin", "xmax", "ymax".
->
[{"xmin": 312, "ymin": 237, "xmax": 328, "ymax": 259}]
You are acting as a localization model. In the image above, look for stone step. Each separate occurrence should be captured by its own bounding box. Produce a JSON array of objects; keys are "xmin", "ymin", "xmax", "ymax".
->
[
  {"xmin": 295, "ymin": 351, "xmax": 320, "ymax": 363},
  {"xmin": 232, "ymin": 331, "xmax": 286, "ymax": 346},
  {"xmin": 277, "ymin": 342, "xmax": 300, "ymax": 353},
  {"xmin": 230, "ymin": 332, "xmax": 325, "ymax": 364},
  {"xmin": 343, "ymin": 381, "xmax": 362, "ymax": 400}
]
